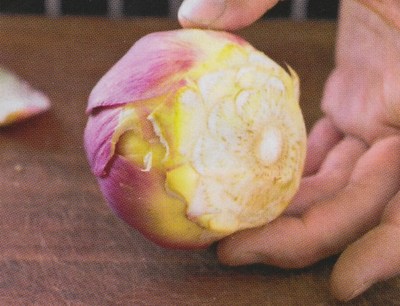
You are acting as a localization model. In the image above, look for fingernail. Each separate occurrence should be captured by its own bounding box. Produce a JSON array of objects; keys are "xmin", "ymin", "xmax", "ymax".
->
[{"xmin": 179, "ymin": 0, "xmax": 226, "ymax": 27}]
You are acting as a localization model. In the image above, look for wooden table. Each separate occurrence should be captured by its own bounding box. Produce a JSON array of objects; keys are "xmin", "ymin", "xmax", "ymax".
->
[{"xmin": 0, "ymin": 16, "xmax": 398, "ymax": 305}]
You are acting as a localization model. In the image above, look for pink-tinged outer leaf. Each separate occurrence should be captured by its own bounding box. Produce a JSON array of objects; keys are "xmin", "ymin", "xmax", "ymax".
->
[
  {"xmin": 0, "ymin": 68, "xmax": 50, "ymax": 126},
  {"xmin": 87, "ymin": 30, "xmax": 198, "ymax": 113},
  {"xmin": 85, "ymin": 30, "xmax": 250, "ymax": 175},
  {"xmin": 84, "ymin": 107, "xmax": 121, "ymax": 176},
  {"xmin": 99, "ymin": 156, "xmax": 217, "ymax": 249}
]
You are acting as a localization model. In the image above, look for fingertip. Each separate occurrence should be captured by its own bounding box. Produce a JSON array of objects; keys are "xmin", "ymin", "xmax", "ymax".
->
[
  {"xmin": 330, "ymin": 223, "xmax": 400, "ymax": 301},
  {"xmin": 331, "ymin": 277, "xmax": 372, "ymax": 302},
  {"xmin": 177, "ymin": 15, "xmax": 201, "ymax": 30},
  {"xmin": 329, "ymin": 229, "xmax": 376, "ymax": 301},
  {"xmin": 178, "ymin": 0, "xmax": 226, "ymax": 29},
  {"xmin": 330, "ymin": 254, "xmax": 372, "ymax": 301},
  {"xmin": 177, "ymin": 14, "xmax": 192, "ymax": 29},
  {"xmin": 217, "ymin": 233, "xmax": 261, "ymax": 266}
]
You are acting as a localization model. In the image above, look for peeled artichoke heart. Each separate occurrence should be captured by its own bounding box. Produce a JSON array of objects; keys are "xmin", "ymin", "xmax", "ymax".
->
[{"xmin": 84, "ymin": 29, "xmax": 306, "ymax": 248}]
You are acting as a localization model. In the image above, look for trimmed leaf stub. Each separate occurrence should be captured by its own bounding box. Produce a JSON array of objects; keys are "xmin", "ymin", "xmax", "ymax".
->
[
  {"xmin": 0, "ymin": 68, "xmax": 50, "ymax": 127},
  {"xmin": 84, "ymin": 29, "xmax": 307, "ymax": 249}
]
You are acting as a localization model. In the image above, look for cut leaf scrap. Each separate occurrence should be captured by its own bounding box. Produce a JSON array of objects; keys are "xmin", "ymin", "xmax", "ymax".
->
[{"xmin": 0, "ymin": 67, "xmax": 50, "ymax": 126}]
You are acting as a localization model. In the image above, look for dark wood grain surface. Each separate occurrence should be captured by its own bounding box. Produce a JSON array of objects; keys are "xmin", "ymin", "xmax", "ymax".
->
[{"xmin": 0, "ymin": 16, "xmax": 399, "ymax": 305}]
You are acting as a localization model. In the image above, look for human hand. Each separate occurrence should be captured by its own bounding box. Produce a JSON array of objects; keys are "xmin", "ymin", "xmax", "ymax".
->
[
  {"xmin": 178, "ymin": 0, "xmax": 400, "ymax": 301},
  {"xmin": 215, "ymin": 0, "xmax": 400, "ymax": 301}
]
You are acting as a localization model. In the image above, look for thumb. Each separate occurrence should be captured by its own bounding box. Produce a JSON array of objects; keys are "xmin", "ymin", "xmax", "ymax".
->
[{"xmin": 178, "ymin": 0, "xmax": 280, "ymax": 30}]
